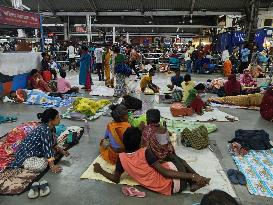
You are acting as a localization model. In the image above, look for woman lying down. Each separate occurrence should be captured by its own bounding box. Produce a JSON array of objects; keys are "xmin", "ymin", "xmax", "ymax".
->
[{"xmin": 94, "ymin": 127, "xmax": 210, "ymax": 196}]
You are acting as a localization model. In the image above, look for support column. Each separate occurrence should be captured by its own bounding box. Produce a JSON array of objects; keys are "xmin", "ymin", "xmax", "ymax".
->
[
  {"xmin": 126, "ymin": 32, "xmax": 130, "ymax": 44},
  {"xmin": 64, "ymin": 22, "xmax": 68, "ymax": 41},
  {"xmin": 246, "ymin": 0, "xmax": 261, "ymax": 42},
  {"xmin": 113, "ymin": 27, "xmax": 116, "ymax": 44},
  {"xmin": 86, "ymin": 15, "xmax": 91, "ymax": 43}
]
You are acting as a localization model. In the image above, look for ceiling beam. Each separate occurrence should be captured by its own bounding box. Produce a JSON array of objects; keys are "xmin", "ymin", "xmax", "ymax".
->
[
  {"xmin": 190, "ymin": 0, "xmax": 196, "ymax": 14},
  {"xmin": 91, "ymin": 24, "xmax": 221, "ymax": 29},
  {"xmin": 41, "ymin": 10, "xmax": 242, "ymax": 17}
]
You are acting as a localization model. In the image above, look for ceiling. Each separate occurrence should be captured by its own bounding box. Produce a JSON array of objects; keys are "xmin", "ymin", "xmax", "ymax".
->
[{"xmin": 0, "ymin": 0, "xmax": 272, "ymax": 35}]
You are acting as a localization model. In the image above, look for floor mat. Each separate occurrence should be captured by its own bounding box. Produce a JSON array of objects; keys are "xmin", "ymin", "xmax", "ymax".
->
[
  {"xmin": 154, "ymin": 107, "xmax": 239, "ymax": 122},
  {"xmin": 81, "ymin": 146, "xmax": 236, "ymax": 197},
  {"xmin": 0, "ymin": 126, "xmax": 84, "ymax": 195},
  {"xmin": 233, "ymin": 149, "xmax": 273, "ymax": 198},
  {"xmin": 89, "ymin": 86, "xmax": 114, "ymax": 97},
  {"xmin": 210, "ymin": 103, "xmax": 260, "ymax": 111}
]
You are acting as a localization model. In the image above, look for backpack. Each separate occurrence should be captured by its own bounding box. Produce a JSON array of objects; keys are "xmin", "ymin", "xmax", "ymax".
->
[
  {"xmin": 122, "ymin": 95, "xmax": 142, "ymax": 110},
  {"xmin": 181, "ymin": 125, "xmax": 209, "ymax": 150},
  {"xmin": 229, "ymin": 129, "xmax": 273, "ymax": 150}
]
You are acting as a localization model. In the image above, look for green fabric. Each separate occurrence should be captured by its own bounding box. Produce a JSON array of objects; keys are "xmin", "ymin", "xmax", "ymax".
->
[
  {"xmin": 129, "ymin": 114, "xmax": 217, "ymax": 134},
  {"xmin": 115, "ymin": 54, "xmax": 125, "ymax": 64},
  {"xmin": 185, "ymin": 88, "xmax": 198, "ymax": 106}
]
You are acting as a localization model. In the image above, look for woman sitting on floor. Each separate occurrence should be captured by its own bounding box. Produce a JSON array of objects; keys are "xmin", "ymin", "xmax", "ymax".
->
[
  {"xmin": 94, "ymin": 127, "xmax": 210, "ymax": 195},
  {"xmin": 181, "ymin": 74, "xmax": 195, "ymax": 103},
  {"xmin": 240, "ymin": 69, "xmax": 257, "ymax": 87},
  {"xmin": 223, "ymin": 58, "xmax": 232, "ymax": 77},
  {"xmin": 186, "ymin": 83, "xmax": 212, "ymax": 115},
  {"xmin": 28, "ymin": 69, "xmax": 52, "ymax": 92},
  {"xmin": 224, "ymin": 74, "xmax": 241, "ymax": 96},
  {"xmin": 260, "ymin": 87, "xmax": 273, "ymax": 122},
  {"xmin": 99, "ymin": 104, "xmax": 131, "ymax": 165},
  {"xmin": 140, "ymin": 67, "xmax": 159, "ymax": 93},
  {"xmin": 9, "ymin": 108, "xmax": 69, "ymax": 173}
]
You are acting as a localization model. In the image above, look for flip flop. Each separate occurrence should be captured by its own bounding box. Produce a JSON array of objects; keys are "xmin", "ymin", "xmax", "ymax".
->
[
  {"xmin": 28, "ymin": 182, "xmax": 40, "ymax": 199},
  {"xmin": 39, "ymin": 180, "xmax": 51, "ymax": 197},
  {"xmin": 122, "ymin": 186, "xmax": 146, "ymax": 198},
  {"xmin": 227, "ymin": 169, "xmax": 239, "ymax": 184},
  {"xmin": 235, "ymin": 170, "xmax": 247, "ymax": 185}
]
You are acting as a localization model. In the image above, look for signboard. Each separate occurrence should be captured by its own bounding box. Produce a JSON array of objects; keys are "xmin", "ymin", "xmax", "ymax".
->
[{"xmin": 0, "ymin": 6, "xmax": 40, "ymax": 28}]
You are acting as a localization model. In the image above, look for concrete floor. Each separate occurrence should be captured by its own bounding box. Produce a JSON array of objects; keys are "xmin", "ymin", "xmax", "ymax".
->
[{"xmin": 0, "ymin": 72, "xmax": 273, "ymax": 205}]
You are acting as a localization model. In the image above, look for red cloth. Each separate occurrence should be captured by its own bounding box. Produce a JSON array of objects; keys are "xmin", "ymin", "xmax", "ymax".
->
[
  {"xmin": 0, "ymin": 122, "xmax": 39, "ymax": 172},
  {"xmin": 260, "ymin": 88, "xmax": 273, "ymax": 121},
  {"xmin": 29, "ymin": 74, "xmax": 51, "ymax": 92},
  {"xmin": 224, "ymin": 74, "xmax": 241, "ymax": 96},
  {"xmin": 190, "ymin": 96, "xmax": 205, "ymax": 114},
  {"xmin": 85, "ymin": 71, "xmax": 91, "ymax": 90}
]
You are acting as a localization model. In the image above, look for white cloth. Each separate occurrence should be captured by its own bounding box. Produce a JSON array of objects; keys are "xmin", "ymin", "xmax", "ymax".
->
[
  {"xmin": 222, "ymin": 50, "xmax": 230, "ymax": 62},
  {"xmin": 185, "ymin": 50, "xmax": 191, "ymax": 61},
  {"xmin": 144, "ymin": 64, "xmax": 153, "ymax": 71},
  {"xmin": 0, "ymin": 52, "xmax": 42, "ymax": 76},
  {"xmin": 67, "ymin": 46, "xmax": 76, "ymax": 58},
  {"xmin": 94, "ymin": 48, "xmax": 104, "ymax": 63}
]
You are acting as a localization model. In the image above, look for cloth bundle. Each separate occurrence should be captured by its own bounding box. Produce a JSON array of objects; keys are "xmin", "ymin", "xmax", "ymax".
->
[
  {"xmin": 180, "ymin": 125, "xmax": 209, "ymax": 150},
  {"xmin": 170, "ymin": 103, "xmax": 193, "ymax": 117}
]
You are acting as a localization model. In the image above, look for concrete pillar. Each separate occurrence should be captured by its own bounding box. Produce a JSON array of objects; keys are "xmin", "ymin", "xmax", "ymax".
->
[
  {"xmin": 86, "ymin": 15, "xmax": 91, "ymax": 43},
  {"xmin": 113, "ymin": 27, "xmax": 116, "ymax": 44},
  {"xmin": 64, "ymin": 22, "xmax": 68, "ymax": 41},
  {"xmin": 126, "ymin": 32, "xmax": 130, "ymax": 44}
]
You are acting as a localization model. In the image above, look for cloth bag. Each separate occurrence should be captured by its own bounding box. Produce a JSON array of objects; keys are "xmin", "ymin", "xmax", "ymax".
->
[
  {"xmin": 23, "ymin": 157, "xmax": 48, "ymax": 173},
  {"xmin": 170, "ymin": 103, "xmax": 193, "ymax": 117}
]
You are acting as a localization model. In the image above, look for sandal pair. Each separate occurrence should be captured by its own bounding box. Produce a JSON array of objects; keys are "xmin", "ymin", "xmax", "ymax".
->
[
  {"xmin": 28, "ymin": 180, "xmax": 50, "ymax": 199},
  {"xmin": 122, "ymin": 186, "xmax": 146, "ymax": 198},
  {"xmin": 227, "ymin": 169, "xmax": 247, "ymax": 185}
]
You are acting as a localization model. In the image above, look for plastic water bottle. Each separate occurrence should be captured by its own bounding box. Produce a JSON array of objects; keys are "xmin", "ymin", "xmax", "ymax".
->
[{"xmin": 84, "ymin": 119, "xmax": 91, "ymax": 142}]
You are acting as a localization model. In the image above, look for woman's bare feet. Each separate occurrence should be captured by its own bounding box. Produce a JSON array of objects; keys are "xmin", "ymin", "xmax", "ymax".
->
[{"xmin": 190, "ymin": 177, "xmax": 211, "ymax": 192}]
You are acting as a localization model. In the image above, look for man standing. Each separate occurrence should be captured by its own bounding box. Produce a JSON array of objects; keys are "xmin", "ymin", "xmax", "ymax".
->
[
  {"xmin": 94, "ymin": 45, "xmax": 104, "ymax": 81},
  {"xmin": 130, "ymin": 47, "xmax": 141, "ymax": 78},
  {"xmin": 67, "ymin": 43, "xmax": 76, "ymax": 71}
]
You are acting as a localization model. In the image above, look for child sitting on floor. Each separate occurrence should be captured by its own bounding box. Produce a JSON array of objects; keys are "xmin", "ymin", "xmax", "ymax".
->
[
  {"xmin": 94, "ymin": 127, "xmax": 210, "ymax": 195},
  {"xmin": 140, "ymin": 67, "xmax": 159, "ymax": 93},
  {"xmin": 57, "ymin": 71, "xmax": 79, "ymax": 94}
]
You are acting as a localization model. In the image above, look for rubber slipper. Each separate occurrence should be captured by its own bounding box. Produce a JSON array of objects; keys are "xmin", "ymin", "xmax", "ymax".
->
[
  {"xmin": 28, "ymin": 182, "xmax": 40, "ymax": 199},
  {"xmin": 235, "ymin": 170, "xmax": 247, "ymax": 185},
  {"xmin": 39, "ymin": 180, "xmax": 51, "ymax": 197},
  {"xmin": 227, "ymin": 169, "xmax": 239, "ymax": 184},
  {"xmin": 122, "ymin": 186, "xmax": 145, "ymax": 198}
]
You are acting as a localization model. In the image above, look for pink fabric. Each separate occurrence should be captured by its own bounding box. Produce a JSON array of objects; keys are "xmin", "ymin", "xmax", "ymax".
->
[
  {"xmin": 57, "ymin": 78, "xmax": 71, "ymax": 93},
  {"xmin": 119, "ymin": 148, "xmax": 173, "ymax": 196}
]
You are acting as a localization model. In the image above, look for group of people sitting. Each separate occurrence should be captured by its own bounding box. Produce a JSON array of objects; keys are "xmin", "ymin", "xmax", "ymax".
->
[{"xmin": 97, "ymin": 104, "xmax": 210, "ymax": 195}]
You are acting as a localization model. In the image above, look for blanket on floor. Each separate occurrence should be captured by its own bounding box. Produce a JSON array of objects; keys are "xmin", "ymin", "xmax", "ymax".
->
[
  {"xmin": 81, "ymin": 146, "xmax": 236, "ymax": 197},
  {"xmin": 210, "ymin": 102, "xmax": 260, "ymax": 111},
  {"xmin": 233, "ymin": 149, "xmax": 273, "ymax": 198},
  {"xmin": 0, "ymin": 126, "xmax": 83, "ymax": 195},
  {"xmin": 154, "ymin": 107, "xmax": 239, "ymax": 122},
  {"xmin": 89, "ymin": 86, "xmax": 114, "ymax": 97}
]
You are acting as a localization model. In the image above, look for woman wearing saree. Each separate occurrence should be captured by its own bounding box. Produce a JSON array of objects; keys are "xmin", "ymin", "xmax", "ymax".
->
[
  {"xmin": 260, "ymin": 87, "xmax": 273, "ymax": 122},
  {"xmin": 28, "ymin": 69, "xmax": 52, "ymax": 92},
  {"xmin": 99, "ymin": 104, "xmax": 131, "ymax": 164},
  {"xmin": 103, "ymin": 47, "xmax": 112, "ymax": 87},
  {"xmin": 79, "ymin": 46, "xmax": 91, "ymax": 91}
]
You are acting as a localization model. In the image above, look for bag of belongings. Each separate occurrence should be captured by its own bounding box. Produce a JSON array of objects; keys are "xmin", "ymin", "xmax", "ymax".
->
[{"xmin": 170, "ymin": 103, "xmax": 193, "ymax": 117}]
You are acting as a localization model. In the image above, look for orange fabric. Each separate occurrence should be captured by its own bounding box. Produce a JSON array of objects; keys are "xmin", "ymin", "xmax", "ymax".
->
[
  {"xmin": 3, "ymin": 81, "xmax": 12, "ymax": 95},
  {"xmin": 119, "ymin": 148, "xmax": 173, "ymax": 196},
  {"xmin": 223, "ymin": 60, "xmax": 232, "ymax": 77},
  {"xmin": 100, "ymin": 122, "xmax": 131, "ymax": 165}
]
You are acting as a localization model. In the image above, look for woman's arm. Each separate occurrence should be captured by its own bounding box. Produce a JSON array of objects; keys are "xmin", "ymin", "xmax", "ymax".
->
[{"xmin": 94, "ymin": 163, "xmax": 122, "ymax": 184}]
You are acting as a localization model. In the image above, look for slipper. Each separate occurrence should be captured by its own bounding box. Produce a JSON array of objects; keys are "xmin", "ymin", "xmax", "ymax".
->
[
  {"xmin": 39, "ymin": 180, "xmax": 51, "ymax": 197},
  {"xmin": 235, "ymin": 170, "xmax": 247, "ymax": 185},
  {"xmin": 122, "ymin": 186, "xmax": 145, "ymax": 198},
  {"xmin": 227, "ymin": 169, "xmax": 239, "ymax": 184},
  {"xmin": 28, "ymin": 182, "xmax": 40, "ymax": 199}
]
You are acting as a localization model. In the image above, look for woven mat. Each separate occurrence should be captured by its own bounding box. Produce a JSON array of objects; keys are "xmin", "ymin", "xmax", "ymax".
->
[
  {"xmin": 155, "ymin": 107, "xmax": 239, "ymax": 122},
  {"xmin": 210, "ymin": 103, "xmax": 260, "ymax": 111},
  {"xmin": 81, "ymin": 146, "xmax": 236, "ymax": 197}
]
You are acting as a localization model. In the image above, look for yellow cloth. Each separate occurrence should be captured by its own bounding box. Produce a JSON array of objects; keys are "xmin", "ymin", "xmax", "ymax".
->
[
  {"xmin": 182, "ymin": 81, "xmax": 195, "ymax": 102},
  {"xmin": 140, "ymin": 75, "xmax": 152, "ymax": 90},
  {"xmin": 104, "ymin": 52, "xmax": 111, "ymax": 83},
  {"xmin": 80, "ymin": 155, "xmax": 139, "ymax": 186}
]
